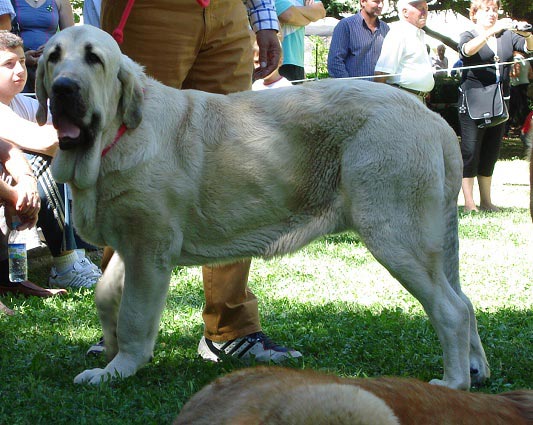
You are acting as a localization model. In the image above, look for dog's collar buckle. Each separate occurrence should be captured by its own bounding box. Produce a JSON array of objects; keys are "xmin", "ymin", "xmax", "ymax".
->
[{"xmin": 101, "ymin": 124, "xmax": 128, "ymax": 158}]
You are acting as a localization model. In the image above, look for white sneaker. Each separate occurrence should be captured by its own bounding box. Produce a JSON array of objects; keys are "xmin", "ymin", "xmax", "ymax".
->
[
  {"xmin": 75, "ymin": 249, "xmax": 101, "ymax": 273},
  {"xmin": 198, "ymin": 332, "xmax": 303, "ymax": 363},
  {"xmin": 49, "ymin": 251, "xmax": 102, "ymax": 289}
]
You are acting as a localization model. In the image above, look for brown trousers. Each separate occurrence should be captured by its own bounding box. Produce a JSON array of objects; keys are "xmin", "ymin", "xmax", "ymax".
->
[{"xmin": 101, "ymin": 0, "xmax": 260, "ymax": 341}]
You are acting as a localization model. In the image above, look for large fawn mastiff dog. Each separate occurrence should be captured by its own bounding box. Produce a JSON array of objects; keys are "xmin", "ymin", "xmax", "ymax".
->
[{"xmin": 36, "ymin": 25, "xmax": 489, "ymax": 389}]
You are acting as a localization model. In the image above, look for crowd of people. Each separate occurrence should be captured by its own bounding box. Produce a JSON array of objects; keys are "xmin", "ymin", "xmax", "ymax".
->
[
  {"xmin": 327, "ymin": 0, "xmax": 532, "ymax": 213},
  {"xmin": 0, "ymin": 0, "xmax": 531, "ymax": 376}
]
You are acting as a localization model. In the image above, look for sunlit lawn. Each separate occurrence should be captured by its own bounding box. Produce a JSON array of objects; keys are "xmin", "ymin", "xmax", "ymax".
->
[{"xmin": 0, "ymin": 143, "xmax": 531, "ymax": 424}]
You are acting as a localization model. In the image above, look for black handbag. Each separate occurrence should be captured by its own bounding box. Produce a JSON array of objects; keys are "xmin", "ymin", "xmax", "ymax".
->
[
  {"xmin": 459, "ymin": 56, "xmax": 509, "ymax": 129},
  {"xmin": 463, "ymin": 82, "xmax": 508, "ymax": 128}
]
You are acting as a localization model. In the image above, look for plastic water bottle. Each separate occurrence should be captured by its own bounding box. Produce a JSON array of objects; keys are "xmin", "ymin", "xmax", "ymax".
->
[{"xmin": 8, "ymin": 217, "xmax": 28, "ymax": 282}]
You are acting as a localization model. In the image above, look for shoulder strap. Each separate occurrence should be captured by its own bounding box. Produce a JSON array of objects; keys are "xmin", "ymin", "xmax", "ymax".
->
[{"xmin": 493, "ymin": 55, "xmax": 501, "ymax": 83}]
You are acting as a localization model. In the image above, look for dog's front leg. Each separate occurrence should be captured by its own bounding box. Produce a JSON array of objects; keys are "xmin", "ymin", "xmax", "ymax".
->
[
  {"xmin": 96, "ymin": 251, "xmax": 125, "ymax": 360},
  {"xmin": 74, "ymin": 253, "xmax": 172, "ymax": 385}
]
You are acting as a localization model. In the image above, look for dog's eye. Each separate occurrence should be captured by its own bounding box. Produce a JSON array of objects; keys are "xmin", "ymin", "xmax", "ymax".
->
[
  {"xmin": 48, "ymin": 49, "xmax": 60, "ymax": 63},
  {"xmin": 85, "ymin": 51, "xmax": 102, "ymax": 66}
]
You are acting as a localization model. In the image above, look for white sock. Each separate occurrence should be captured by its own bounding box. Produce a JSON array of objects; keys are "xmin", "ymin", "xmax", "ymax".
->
[{"xmin": 53, "ymin": 251, "xmax": 78, "ymax": 273}]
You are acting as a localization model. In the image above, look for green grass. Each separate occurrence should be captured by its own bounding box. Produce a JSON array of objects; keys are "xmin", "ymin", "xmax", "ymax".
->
[{"xmin": 0, "ymin": 153, "xmax": 531, "ymax": 424}]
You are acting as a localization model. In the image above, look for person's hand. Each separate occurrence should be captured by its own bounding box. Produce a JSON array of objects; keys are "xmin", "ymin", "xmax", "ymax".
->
[
  {"xmin": 12, "ymin": 176, "xmax": 40, "ymax": 229},
  {"xmin": 495, "ymin": 18, "xmax": 531, "ymax": 37},
  {"xmin": 5, "ymin": 202, "xmax": 38, "ymax": 230},
  {"xmin": 253, "ymin": 30, "xmax": 281, "ymax": 81},
  {"xmin": 25, "ymin": 49, "xmax": 42, "ymax": 67},
  {"xmin": 304, "ymin": 0, "xmax": 315, "ymax": 5},
  {"xmin": 509, "ymin": 20, "xmax": 532, "ymax": 37}
]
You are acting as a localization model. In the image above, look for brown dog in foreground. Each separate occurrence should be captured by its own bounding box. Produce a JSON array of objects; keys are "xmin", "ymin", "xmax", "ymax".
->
[{"xmin": 175, "ymin": 367, "xmax": 533, "ymax": 425}]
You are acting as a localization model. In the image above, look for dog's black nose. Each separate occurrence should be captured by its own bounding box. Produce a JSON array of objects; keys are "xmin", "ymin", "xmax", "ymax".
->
[{"xmin": 52, "ymin": 77, "xmax": 80, "ymax": 95}]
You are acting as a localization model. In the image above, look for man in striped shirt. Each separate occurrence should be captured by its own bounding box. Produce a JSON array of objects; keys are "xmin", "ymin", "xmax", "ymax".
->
[{"xmin": 327, "ymin": 0, "xmax": 389, "ymax": 79}]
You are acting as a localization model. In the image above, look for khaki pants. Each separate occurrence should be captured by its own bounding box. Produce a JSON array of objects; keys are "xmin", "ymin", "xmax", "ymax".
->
[{"xmin": 102, "ymin": 0, "xmax": 260, "ymax": 341}]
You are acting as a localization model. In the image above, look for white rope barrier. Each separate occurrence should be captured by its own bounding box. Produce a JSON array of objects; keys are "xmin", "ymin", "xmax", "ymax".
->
[{"xmin": 289, "ymin": 56, "xmax": 533, "ymax": 85}]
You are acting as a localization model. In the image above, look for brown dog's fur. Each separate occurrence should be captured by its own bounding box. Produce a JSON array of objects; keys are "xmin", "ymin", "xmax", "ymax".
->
[{"xmin": 175, "ymin": 367, "xmax": 533, "ymax": 425}]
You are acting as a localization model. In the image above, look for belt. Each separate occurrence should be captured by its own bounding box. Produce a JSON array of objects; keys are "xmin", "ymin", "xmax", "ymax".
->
[{"xmin": 391, "ymin": 84, "xmax": 428, "ymax": 97}]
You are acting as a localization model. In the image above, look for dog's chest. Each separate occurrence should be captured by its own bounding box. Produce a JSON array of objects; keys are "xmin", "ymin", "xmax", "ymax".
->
[{"xmin": 70, "ymin": 188, "xmax": 107, "ymax": 245}]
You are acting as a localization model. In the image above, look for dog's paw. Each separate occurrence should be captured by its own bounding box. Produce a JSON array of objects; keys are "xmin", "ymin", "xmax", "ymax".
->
[
  {"xmin": 429, "ymin": 378, "xmax": 470, "ymax": 390},
  {"xmin": 74, "ymin": 353, "xmax": 143, "ymax": 384},
  {"xmin": 74, "ymin": 368, "xmax": 114, "ymax": 385},
  {"xmin": 470, "ymin": 361, "xmax": 490, "ymax": 386}
]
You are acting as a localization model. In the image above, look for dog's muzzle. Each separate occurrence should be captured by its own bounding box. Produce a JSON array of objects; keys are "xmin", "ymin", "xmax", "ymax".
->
[{"xmin": 50, "ymin": 77, "xmax": 92, "ymax": 150}]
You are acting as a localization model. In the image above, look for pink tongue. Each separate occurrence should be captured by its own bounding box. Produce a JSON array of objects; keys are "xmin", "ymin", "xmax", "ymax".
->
[{"xmin": 56, "ymin": 117, "xmax": 81, "ymax": 139}]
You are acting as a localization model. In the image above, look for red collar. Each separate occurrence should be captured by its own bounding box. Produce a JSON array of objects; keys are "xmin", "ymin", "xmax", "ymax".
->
[{"xmin": 101, "ymin": 124, "xmax": 128, "ymax": 158}]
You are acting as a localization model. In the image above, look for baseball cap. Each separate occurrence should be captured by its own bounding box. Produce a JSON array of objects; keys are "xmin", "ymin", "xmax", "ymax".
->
[{"xmin": 396, "ymin": 0, "xmax": 425, "ymax": 12}]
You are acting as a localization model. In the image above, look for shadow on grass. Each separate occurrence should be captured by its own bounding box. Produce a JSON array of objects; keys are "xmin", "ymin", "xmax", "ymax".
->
[{"xmin": 499, "ymin": 137, "xmax": 528, "ymax": 160}]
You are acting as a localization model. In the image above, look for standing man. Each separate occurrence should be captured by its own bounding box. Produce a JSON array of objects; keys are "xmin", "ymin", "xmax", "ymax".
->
[
  {"xmin": 374, "ymin": 0, "xmax": 434, "ymax": 102},
  {"xmin": 275, "ymin": 0, "xmax": 326, "ymax": 82},
  {"xmin": 327, "ymin": 0, "xmax": 389, "ymax": 79},
  {"xmin": 431, "ymin": 44, "xmax": 449, "ymax": 74},
  {"xmin": 99, "ymin": 0, "xmax": 302, "ymax": 364},
  {"xmin": 82, "ymin": 0, "xmax": 101, "ymax": 27}
]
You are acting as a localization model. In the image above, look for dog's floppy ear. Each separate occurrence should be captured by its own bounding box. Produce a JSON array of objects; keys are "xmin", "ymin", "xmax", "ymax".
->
[
  {"xmin": 118, "ymin": 55, "xmax": 143, "ymax": 129},
  {"xmin": 35, "ymin": 56, "xmax": 49, "ymax": 126}
]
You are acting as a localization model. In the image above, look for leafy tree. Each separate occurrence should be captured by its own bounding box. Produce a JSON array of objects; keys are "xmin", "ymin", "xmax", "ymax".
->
[
  {"xmin": 322, "ymin": 0, "xmax": 531, "ymax": 21},
  {"xmin": 71, "ymin": 0, "xmax": 83, "ymax": 11},
  {"xmin": 70, "ymin": 0, "xmax": 83, "ymax": 23},
  {"xmin": 321, "ymin": 0, "xmax": 532, "ymax": 50},
  {"xmin": 68, "ymin": 0, "xmax": 531, "ymax": 26}
]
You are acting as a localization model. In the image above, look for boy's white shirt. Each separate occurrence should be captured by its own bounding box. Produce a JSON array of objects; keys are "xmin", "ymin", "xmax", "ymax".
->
[
  {"xmin": 0, "ymin": 94, "xmax": 57, "ymax": 156},
  {"xmin": 9, "ymin": 94, "xmax": 50, "ymax": 123}
]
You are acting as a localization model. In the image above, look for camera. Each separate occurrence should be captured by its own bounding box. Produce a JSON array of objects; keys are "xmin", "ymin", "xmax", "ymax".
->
[{"xmin": 511, "ymin": 20, "xmax": 532, "ymax": 32}]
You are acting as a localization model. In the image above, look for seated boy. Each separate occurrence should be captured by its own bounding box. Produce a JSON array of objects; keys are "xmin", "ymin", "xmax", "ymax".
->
[{"xmin": 0, "ymin": 30, "xmax": 101, "ymax": 292}]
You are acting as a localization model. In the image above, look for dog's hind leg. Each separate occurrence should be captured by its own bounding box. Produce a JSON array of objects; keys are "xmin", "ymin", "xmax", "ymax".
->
[
  {"xmin": 441, "ymin": 203, "xmax": 489, "ymax": 386},
  {"xmin": 352, "ymin": 189, "xmax": 472, "ymax": 390},
  {"xmin": 74, "ymin": 251, "xmax": 173, "ymax": 384}
]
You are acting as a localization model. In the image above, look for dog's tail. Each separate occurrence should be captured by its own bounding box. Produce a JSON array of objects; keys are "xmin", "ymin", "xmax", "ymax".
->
[
  {"xmin": 500, "ymin": 391, "xmax": 533, "ymax": 424},
  {"xmin": 440, "ymin": 128, "xmax": 462, "ymax": 293}
]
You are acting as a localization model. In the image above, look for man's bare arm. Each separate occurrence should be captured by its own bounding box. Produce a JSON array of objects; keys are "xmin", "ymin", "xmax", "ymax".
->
[{"xmin": 374, "ymin": 71, "xmax": 389, "ymax": 83}]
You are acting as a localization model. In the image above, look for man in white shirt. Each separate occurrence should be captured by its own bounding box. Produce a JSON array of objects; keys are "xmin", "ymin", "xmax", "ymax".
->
[{"xmin": 374, "ymin": 0, "xmax": 434, "ymax": 101}]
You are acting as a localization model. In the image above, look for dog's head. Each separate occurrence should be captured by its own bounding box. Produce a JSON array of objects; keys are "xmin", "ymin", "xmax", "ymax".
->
[{"xmin": 36, "ymin": 25, "xmax": 144, "ymax": 189}]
